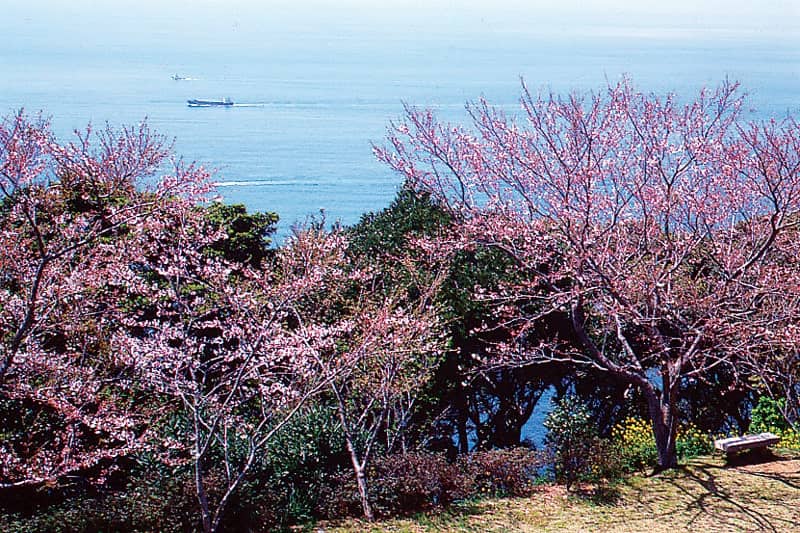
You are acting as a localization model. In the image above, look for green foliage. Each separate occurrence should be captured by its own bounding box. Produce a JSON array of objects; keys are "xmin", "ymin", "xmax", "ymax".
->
[
  {"xmin": 612, "ymin": 416, "xmax": 659, "ymax": 472},
  {"xmin": 749, "ymin": 396, "xmax": 800, "ymax": 450},
  {"xmin": 348, "ymin": 183, "xmax": 559, "ymax": 454},
  {"xmin": 750, "ymin": 396, "xmax": 790, "ymax": 434},
  {"xmin": 165, "ymin": 404, "xmax": 349, "ymax": 531},
  {"xmin": 444, "ymin": 245, "xmax": 520, "ymax": 322},
  {"xmin": 261, "ymin": 404, "xmax": 350, "ymax": 525},
  {"xmin": 544, "ymin": 395, "xmax": 600, "ymax": 489},
  {"xmin": 676, "ymin": 424, "xmax": 714, "ymax": 458},
  {"xmin": 777, "ymin": 428, "xmax": 800, "ymax": 450},
  {"xmin": 202, "ymin": 202, "xmax": 278, "ymax": 267},
  {"xmin": 347, "ymin": 185, "xmax": 450, "ymax": 258},
  {"xmin": 0, "ymin": 466, "xmax": 199, "ymax": 533}
]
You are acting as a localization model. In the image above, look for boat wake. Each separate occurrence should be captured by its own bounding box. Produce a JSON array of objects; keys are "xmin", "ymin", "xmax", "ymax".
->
[{"xmin": 214, "ymin": 180, "xmax": 318, "ymax": 187}]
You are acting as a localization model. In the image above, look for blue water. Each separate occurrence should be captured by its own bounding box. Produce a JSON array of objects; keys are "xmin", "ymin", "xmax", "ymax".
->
[{"xmin": 2, "ymin": 5, "xmax": 799, "ymax": 240}]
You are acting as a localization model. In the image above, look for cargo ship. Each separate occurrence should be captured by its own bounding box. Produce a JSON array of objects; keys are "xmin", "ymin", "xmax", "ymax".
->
[{"xmin": 187, "ymin": 98, "xmax": 234, "ymax": 107}]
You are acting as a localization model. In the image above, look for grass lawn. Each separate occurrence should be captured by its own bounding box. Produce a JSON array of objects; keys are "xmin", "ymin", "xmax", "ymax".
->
[{"xmin": 317, "ymin": 450, "xmax": 800, "ymax": 532}]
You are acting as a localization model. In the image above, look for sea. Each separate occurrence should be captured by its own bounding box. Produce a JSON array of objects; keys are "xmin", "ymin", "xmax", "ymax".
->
[
  {"xmin": 3, "ymin": 3, "xmax": 799, "ymax": 241},
  {"xmin": 2, "ymin": 1, "xmax": 798, "ymax": 446}
]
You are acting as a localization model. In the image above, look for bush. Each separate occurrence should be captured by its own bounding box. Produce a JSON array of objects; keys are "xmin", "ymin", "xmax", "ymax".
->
[
  {"xmin": 213, "ymin": 404, "xmax": 352, "ymax": 530},
  {"xmin": 320, "ymin": 447, "xmax": 547, "ymax": 519},
  {"xmin": 612, "ymin": 416, "xmax": 659, "ymax": 472},
  {"xmin": 777, "ymin": 428, "xmax": 800, "ymax": 450},
  {"xmin": 320, "ymin": 452, "xmax": 469, "ymax": 519},
  {"xmin": 371, "ymin": 452, "xmax": 470, "ymax": 516},
  {"xmin": 0, "ymin": 466, "xmax": 200, "ymax": 533},
  {"xmin": 750, "ymin": 396, "xmax": 790, "ymax": 434},
  {"xmin": 260, "ymin": 405, "xmax": 349, "ymax": 525},
  {"xmin": 585, "ymin": 438, "xmax": 627, "ymax": 485},
  {"xmin": 459, "ymin": 447, "xmax": 547, "ymax": 497},
  {"xmin": 676, "ymin": 423, "xmax": 714, "ymax": 458},
  {"xmin": 544, "ymin": 395, "xmax": 600, "ymax": 489},
  {"xmin": 750, "ymin": 396, "xmax": 800, "ymax": 450}
]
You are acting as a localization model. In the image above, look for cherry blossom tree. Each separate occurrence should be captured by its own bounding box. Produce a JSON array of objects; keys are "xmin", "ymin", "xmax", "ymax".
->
[
  {"xmin": 287, "ymin": 240, "xmax": 446, "ymax": 520},
  {"xmin": 113, "ymin": 208, "xmax": 444, "ymax": 529},
  {"xmin": 377, "ymin": 78, "xmax": 800, "ymax": 469},
  {"xmin": 736, "ymin": 225, "xmax": 800, "ymax": 427},
  {"xmin": 0, "ymin": 111, "xmax": 210, "ymax": 488},
  {"xmin": 1, "ymin": 109, "xmax": 447, "ymax": 529},
  {"xmin": 108, "ymin": 199, "xmax": 350, "ymax": 532},
  {"xmin": 330, "ymin": 299, "xmax": 443, "ymax": 521}
]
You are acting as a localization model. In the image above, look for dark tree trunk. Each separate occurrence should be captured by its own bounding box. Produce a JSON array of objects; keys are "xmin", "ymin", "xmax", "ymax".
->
[
  {"xmin": 485, "ymin": 410, "xmax": 524, "ymax": 448},
  {"xmin": 568, "ymin": 300, "xmax": 681, "ymax": 470},
  {"xmin": 456, "ymin": 389, "xmax": 470, "ymax": 454},
  {"xmin": 195, "ymin": 454, "xmax": 213, "ymax": 533},
  {"xmin": 644, "ymin": 387, "xmax": 679, "ymax": 470}
]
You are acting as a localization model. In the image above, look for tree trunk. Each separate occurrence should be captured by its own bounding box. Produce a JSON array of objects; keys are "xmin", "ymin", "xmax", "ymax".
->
[
  {"xmin": 193, "ymin": 404, "xmax": 214, "ymax": 533},
  {"xmin": 644, "ymin": 389, "xmax": 678, "ymax": 470},
  {"xmin": 195, "ymin": 456, "xmax": 213, "ymax": 533},
  {"xmin": 0, "ymin": 257, "xmax": 49, "ymax": 383},
  {"xmin": 456, "ymin": 390, "xmax": 470, "ymax": 454},
  {"xmin": 335, "ymin": 399, "xmax": 374, "ymax": 519},
  {"xmin": 352, "ymin": 462, "xmax": 374, "ymax": 521},
  {"xmin": 486, "ymin": 411, "xmax": 524, "ymax": 449}
]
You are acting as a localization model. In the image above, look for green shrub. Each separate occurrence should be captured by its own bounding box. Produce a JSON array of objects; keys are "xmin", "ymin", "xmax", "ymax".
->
[
  {"xmin": 1, "ymin": 405, "xmax": 349, "ymax": 533},
  {"xmin": 777, "ymin": 428, "xmax": 800, "ymax": 450},
  {"xmin": 0, "ymin": 466, "xmax": 199, "ymax": 533},
  {"xmin": 676, "ymin": 423, "xmax": 713, "ymax": 458},
  {"xmin": 258, "ymin": 405, "xmax": 349, "ymax": 526},
  {"xmin": 544, "ymin": 395, "xmax": 601, "ymax": 489},
  {"xmin": 612, "ymin": 416, "xmax": 659, "ymax": 472},
  {"xmin": 750, "ymin": 396, "xmax": 800, "ymax": 450},
  {"xmin": 750, "ymin": 396, "xmax": 790, "ymax": 434}
]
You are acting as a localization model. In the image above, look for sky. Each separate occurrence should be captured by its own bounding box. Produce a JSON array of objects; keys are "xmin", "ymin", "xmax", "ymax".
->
[{"xmin": 6, "ymin": 0, "xmax": 800, "ymax": 48}]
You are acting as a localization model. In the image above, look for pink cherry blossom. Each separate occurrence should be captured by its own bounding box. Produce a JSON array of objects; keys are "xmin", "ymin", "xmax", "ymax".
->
[{"xmin": 378, "ymin": 78, "xmax": 800, "ymax": 469}]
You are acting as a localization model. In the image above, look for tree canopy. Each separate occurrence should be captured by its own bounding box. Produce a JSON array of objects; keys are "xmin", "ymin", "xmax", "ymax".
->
[{"xmin": 377, "ymin": 78, "xmax": 800, "ymax": 468}]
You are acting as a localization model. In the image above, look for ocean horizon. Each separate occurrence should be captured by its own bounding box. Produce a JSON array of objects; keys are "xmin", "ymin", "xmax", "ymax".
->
[{"xmin": 3, "ymin": 3, "xmax": 798, "ymax": 243}]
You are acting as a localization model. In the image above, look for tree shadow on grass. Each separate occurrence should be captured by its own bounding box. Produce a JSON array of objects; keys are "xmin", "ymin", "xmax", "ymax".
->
[
  {"xmin": 584, "ymin": 454, "xmax": 800, "ymax": 533},
  {"xmin": 657, "ymin": 456, "xmax": 800, "ymax": 533},
  {"xmin": 721, "ymin": 450, "xmax": 800, "ymax": 491},
  {"xmin": 569, "ymin": 483, "xmax": 622, "ymax": 506}
]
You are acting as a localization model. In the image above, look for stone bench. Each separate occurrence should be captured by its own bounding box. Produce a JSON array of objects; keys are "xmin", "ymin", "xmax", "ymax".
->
[{"xmin": 714, "ymin": 432, "xmax": 780, "ymax": 454}]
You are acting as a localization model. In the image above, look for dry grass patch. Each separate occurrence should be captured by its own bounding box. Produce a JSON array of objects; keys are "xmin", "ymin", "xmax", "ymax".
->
[{"xmin": 318, "ymin": 451, "xmax": 800, "ymax": 532}]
